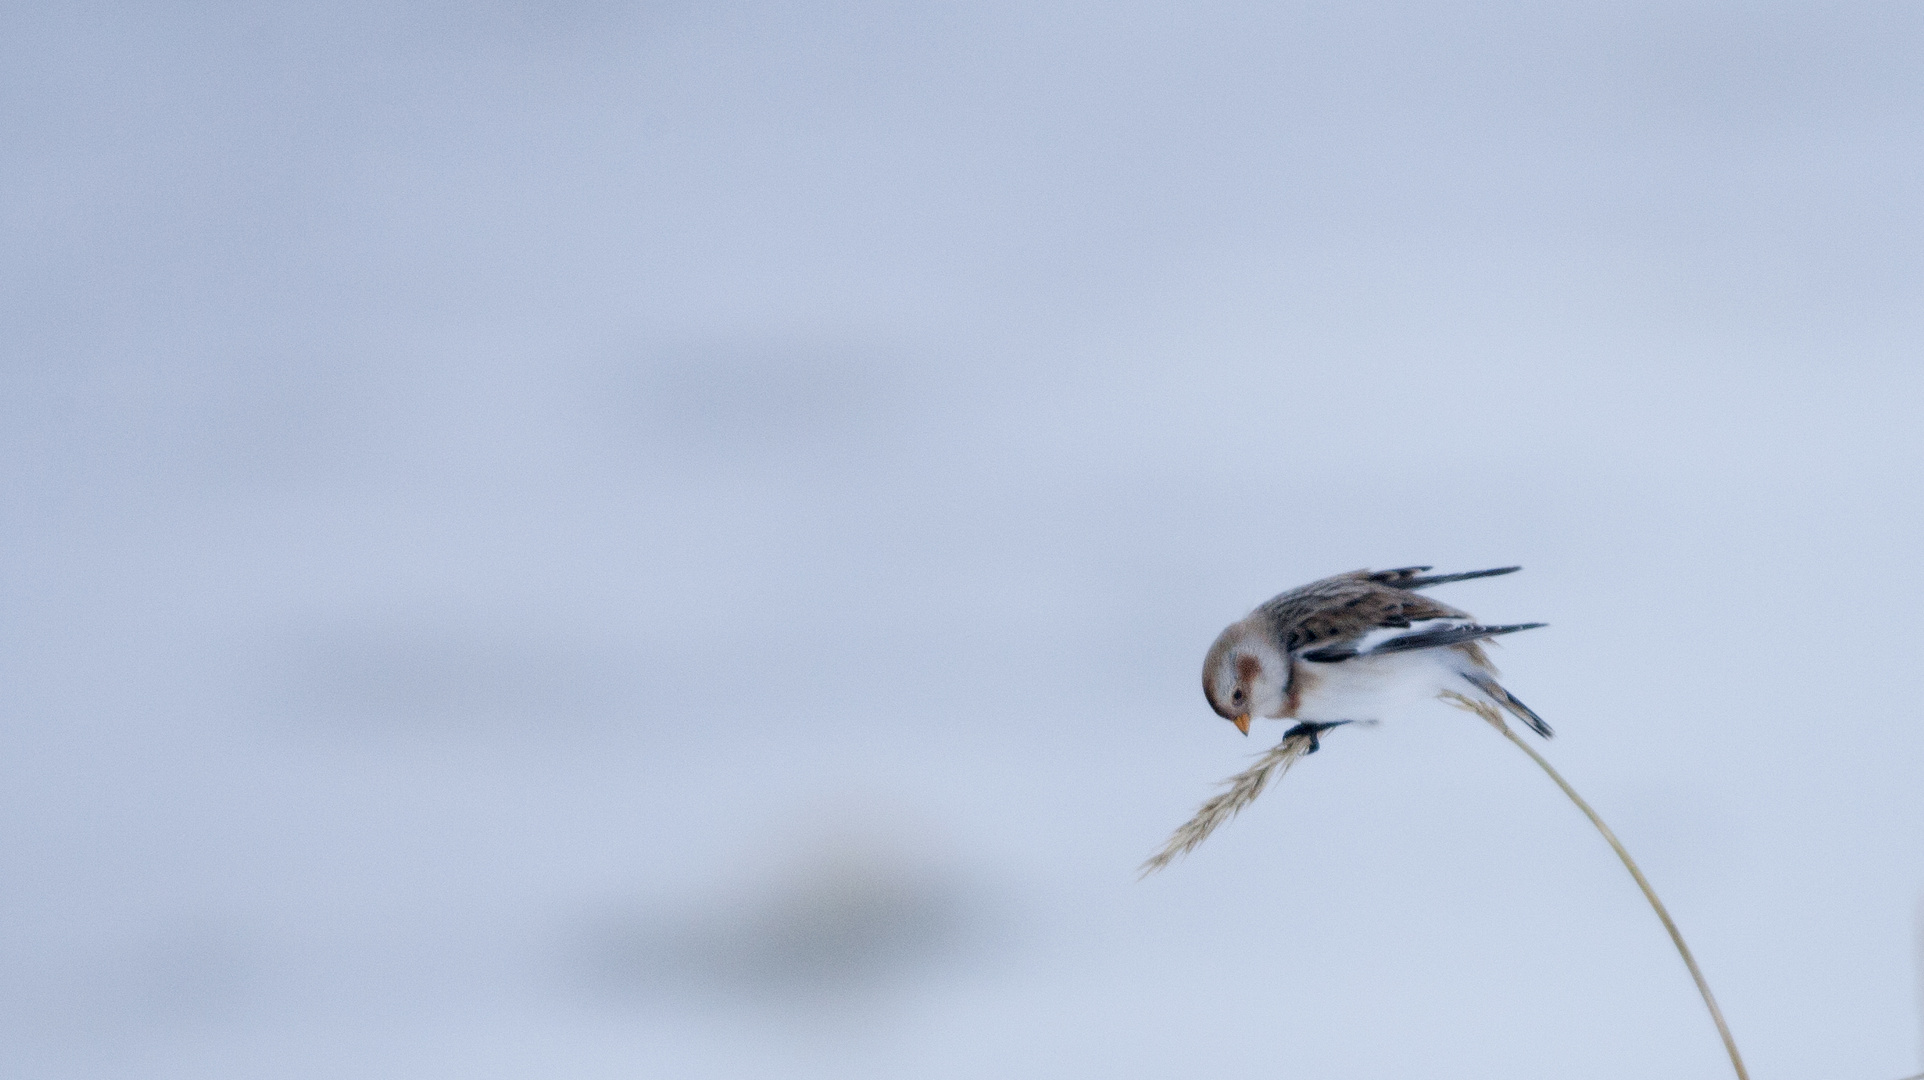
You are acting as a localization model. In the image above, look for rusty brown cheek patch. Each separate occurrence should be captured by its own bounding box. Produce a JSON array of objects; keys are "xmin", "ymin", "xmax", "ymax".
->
[{"xmin": 1235, "ymin": 654, "xmax": 1261, "ymax": 689}]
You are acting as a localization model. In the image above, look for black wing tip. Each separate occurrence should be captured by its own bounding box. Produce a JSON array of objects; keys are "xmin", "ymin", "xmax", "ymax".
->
[
  {"xmin": 1369, "ymin": 565, "xmax": 1522, "ymax": 589},
  {"xmin": 1401, "ymin": 566, "xmax": 1522, "ymax": 589},
  {"xmin": 1370, "ymin": 622, "xmax": 1546, "ymax": 655},
  {"xmin": 1300, "ymin": 621, "xmax": 1546, "ymax": 665}
]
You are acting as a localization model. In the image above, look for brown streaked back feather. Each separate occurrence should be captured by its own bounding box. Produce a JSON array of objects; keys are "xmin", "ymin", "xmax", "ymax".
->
[{"xmin": 1254, "ymin": 571, "xmax": 1470, "ymax": 654}]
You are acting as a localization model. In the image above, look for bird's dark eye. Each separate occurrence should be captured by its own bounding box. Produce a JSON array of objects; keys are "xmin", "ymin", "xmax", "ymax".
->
[{"xmin": 1231, "ymin": 689, "xmax": 1245, "ymax": 704}]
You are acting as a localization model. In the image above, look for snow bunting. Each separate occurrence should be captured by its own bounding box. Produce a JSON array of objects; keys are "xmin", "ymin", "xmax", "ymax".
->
[{"xmin": 1202, "ymin": 566, "xmax": 1547, "ymax": 748}]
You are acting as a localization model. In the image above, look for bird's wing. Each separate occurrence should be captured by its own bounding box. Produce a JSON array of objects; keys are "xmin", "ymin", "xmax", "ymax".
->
[
  {"xmin": 1258, "ymin": 567, "xmax": 1538, "ymax": 658},
  {"xmin": 1259, "ymin": 577, "xmax": 1471, "ymax": 655}
]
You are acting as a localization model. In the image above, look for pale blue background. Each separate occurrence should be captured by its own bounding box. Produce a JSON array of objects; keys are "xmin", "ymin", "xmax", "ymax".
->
[{"xmin": 5, "ymin": 2, "xmax": 1923, "ymax": 1077}]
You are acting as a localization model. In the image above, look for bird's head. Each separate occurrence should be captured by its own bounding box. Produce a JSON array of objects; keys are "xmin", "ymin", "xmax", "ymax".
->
[{"xmin": 1201, "ymin": 620, "xmax": 1287, "ymax": 735}]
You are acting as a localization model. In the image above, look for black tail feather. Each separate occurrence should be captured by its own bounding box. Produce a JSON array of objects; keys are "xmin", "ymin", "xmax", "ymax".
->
[{"xmin": 1461, "ymin": 670, "xmax": 1553, "ymax": 738}]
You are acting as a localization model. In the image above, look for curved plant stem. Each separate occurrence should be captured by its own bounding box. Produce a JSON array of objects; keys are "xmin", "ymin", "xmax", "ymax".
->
[
  {"xmin": 1442, "ymin": 692, "xmax": 1750, "ymax": 1080},
  {"xmin": 1498, "ymin": 724, "xmax": 1749, "ymax": 1080}
]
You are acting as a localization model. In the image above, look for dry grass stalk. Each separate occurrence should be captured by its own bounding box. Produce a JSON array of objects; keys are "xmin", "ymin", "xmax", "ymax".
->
[
  {"xmin": 1139, "ymin": 729, "xmax": 1317, "ymax": 876},
  {"xmin": 1437, "ymin": 690, "xmax": 1751, "ymax": 1080},
  {"xmin": 1144, "ymin": 693, "xmax": 1924, "ymax": 1080},
  {"xmin": 1139, "ymin": 689, "xmax": 1762, "ymax": 1078}
]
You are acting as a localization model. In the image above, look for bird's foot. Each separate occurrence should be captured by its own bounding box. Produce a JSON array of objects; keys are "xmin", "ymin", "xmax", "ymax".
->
[{"xmin": 1283, "ymin": 720, "xmax": 1353, "ymax": 754}]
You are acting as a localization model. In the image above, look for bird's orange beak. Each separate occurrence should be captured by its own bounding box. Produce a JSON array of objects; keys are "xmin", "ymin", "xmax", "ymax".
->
[{"xmin": 1233, "ymin": 714, "xmax": 1250, "ymax": 736}]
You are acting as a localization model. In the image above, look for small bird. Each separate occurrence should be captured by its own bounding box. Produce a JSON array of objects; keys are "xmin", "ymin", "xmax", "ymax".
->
[{"xmin": 1202, "ymin": 566, "xmax": 1547, "ymax": 749}]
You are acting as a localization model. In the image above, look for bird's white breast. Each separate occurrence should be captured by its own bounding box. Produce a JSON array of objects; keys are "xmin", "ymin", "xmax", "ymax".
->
[{"xmin": 1288, "ymin": 646, "xmax": 1474, "ymax": 723}]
